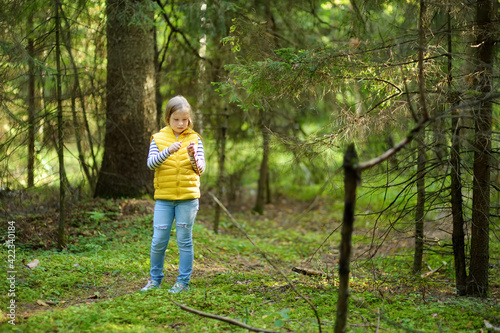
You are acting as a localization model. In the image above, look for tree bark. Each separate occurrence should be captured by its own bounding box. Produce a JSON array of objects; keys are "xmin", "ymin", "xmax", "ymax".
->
[
  {"xmin": 214, "ymin": 112, "xmax": 228, "ymax": 234},
  {"xmin": 412, "ymin": 0, "xmax": 428, "ymax": 274},
  {"xmin": 447, "ymin": 7, "xmax": 467, "ymax": 296},
  {"xmin": 413, "ymin": 137, "xmax": 425, "ymax": 274},
  {"xmin": 253, "ymin": 110, "xmax": 270, "ymax": 215},
  {"xmin": 335, "ymin": 143, "xmax": 359, "ymax": 333},
  {"xmin": 27, "ymin": 12, "xmax": 35, "ymax": 188},
  {"xmin": 467, "ymin": 0, "xmax": 493, "ymax": 297},
  {"xmin": 54, "ymin": 0, "xmax": 66, "ymax": 250},
  {"xmin": 153, "ymin": 25, "xmax": 162, "ymax": 131},
  {"xmin": 95, "ymin": 0, "xmax": 156, "ymax": 198},
  {"xmin": 451, "ymin": 104, "xmax": 467, "ymax": 294}
]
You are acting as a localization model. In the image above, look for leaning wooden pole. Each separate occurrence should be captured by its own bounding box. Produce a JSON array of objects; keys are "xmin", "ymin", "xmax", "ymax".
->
[{"xmin": 335, "ymin": 143, "xmax": 360, "ymax": 333}]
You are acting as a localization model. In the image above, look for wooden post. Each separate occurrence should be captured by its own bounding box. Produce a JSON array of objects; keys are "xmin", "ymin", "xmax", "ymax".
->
[{"xmin": 335, "ymin": 143, "xmax": 360, "ymax": 333}]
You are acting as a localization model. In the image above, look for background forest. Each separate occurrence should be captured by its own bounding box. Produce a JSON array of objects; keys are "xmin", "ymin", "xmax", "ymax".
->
[{"xmin": 1, "ymin": 0, "xmax": 499, "ymax": 332}]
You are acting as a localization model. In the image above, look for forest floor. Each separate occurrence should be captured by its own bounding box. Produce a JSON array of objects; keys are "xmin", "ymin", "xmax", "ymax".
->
[{"xmin": 1, "ymin": 193, "xmax": 499, "ymax": 332}]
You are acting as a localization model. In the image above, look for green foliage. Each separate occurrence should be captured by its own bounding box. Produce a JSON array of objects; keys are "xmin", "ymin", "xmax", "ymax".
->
[{"xmin": 220, "ymin": 20, "xmax": 241, "ymax": 53}]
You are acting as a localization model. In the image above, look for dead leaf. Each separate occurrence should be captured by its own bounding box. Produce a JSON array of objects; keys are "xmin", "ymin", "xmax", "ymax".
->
[
  {"xmin": 37, "ymin": 300, "xmax": 49, "ymax": 307},
  {"xmin": 349, "ymin": 37, "xmax": 360, "ymax": 48},
  {"xmin": 88, "ymin": 292, "xmax": 100, "ymax": 299},
  {"xmin": 26, "ymin": 259, "xmax": 40, "ymax": 269}
]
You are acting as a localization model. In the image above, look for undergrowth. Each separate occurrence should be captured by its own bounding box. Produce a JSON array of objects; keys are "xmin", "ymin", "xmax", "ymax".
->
[{"xmin": 0, "ymin": 197, "xmax": 499, "ymax": 332}]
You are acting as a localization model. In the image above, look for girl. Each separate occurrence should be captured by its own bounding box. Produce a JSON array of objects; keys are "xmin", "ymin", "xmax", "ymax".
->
[{"xmin": 141, "ymin": 95, "xmax": 205, "ymax": 293}]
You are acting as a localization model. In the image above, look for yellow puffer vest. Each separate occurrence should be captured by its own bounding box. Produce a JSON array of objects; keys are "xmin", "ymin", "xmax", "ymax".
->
[{"xmin": 152, "ymin": 127, "xmax": 202, "ymax": 200}]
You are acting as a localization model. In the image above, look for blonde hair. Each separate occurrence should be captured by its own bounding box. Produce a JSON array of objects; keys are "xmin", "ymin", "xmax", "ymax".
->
[{"xmin": 164, "ymin": 95, "xmax": 193, "ymax": 129}]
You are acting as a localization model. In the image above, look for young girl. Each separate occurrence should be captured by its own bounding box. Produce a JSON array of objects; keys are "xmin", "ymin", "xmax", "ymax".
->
[{"xmin": 141, "ymin": 95, "xmax": 205, "ymax": 293}]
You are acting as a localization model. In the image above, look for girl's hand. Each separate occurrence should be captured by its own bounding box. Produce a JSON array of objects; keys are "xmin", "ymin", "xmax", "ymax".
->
[
  {"xmin": 187, "ymin": 142, "xmax": 196, "ymax": 156},
  {"xmin": 167, "ymin": 142, "xmax": 182, "ymax": 154}
]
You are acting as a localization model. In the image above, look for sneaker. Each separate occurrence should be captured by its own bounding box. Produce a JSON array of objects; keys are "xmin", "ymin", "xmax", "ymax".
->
[
  {"xmin": 141, "ymin": 280, "xmax": 160, "ymax": 292},
  {"xmin": 168, "ymin": 282, "xmax": 189, "ymax": 294}
]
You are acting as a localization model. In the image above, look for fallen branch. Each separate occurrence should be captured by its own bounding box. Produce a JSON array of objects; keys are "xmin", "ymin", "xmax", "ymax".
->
[
  {"xmin": 169, "ymin": 298, "xmax": 280, "ymax": 333},
  {"xmin": 292, "ymin": 266, "xmax": 332, "ymax": 279},
  {"xmin": 209, "ymin": 192, "xmax": 323, "ymax": 333},
  {"xmin": 420, "ymin": 264, "xmax": 444, "ymax": 278}
]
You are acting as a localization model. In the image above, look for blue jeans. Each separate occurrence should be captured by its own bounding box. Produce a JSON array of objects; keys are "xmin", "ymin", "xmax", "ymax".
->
[{"xmin": 149, "ymin": 199, "xmax": 199, "ymax": 286}]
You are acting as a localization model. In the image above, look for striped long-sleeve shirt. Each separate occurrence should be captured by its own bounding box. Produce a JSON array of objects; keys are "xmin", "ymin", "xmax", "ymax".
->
[{"xmin": 147, "ymin": 138, "xmax": 206, "ymax": 175}]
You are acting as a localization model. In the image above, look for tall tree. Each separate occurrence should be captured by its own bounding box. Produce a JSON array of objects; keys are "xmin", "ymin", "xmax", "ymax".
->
[
  {"xmin": 252, "ymin": 0, "xmax": 278, "ymax": 214},
  {"xmin": 94, "ymin": 0, "xmax": 156, "ymax": 198},
  {"xmin": 253, "ymin": 108, "xmax": 271, "ymax": 214},
  {"xmin": 413, "ymin": 0, "xmax": 429, "ymax": 274},
  {"xmin": 213, "ymin": 111, "xmax": 228, "ymax": 234},
  {"xmin": 55, "ymin": 0, "xmax": 66, "ymax": 249},
  {"xmin": 467, "ymin": 0, "xmax": 494, "ymax": 297},
  {"xmin": 448, "ymin": 4, "xmax": 467, "ymax": 296},
  {"xmin": 27, "ymin": 11, "xmax": 36, "ymax": 188}
]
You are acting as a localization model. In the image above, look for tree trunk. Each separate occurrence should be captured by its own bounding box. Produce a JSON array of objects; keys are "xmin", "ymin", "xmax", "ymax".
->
[
  {"xmin": 27, "ymin": 12, "xmax": 35, "ymax": 188},
  {"xmin": 413, "ymin": 137, "xmax": 425, "ymax": 274},
  {"xmin": 95, "ymin": 0, "xmax": 156, "ymax": 198},
  {"xmin": 451, "ymin": 104, "xmax": 467, "ymax": 294},
  {"xmin": 467, "ymin": 0, "xmax": 493, "ymax": 297},
  {"xmin": 55, "ymin": 0, "xmax": 66, "ymax": 250},
  {"xmin": 195, "ymin": 0, "xmax": 207, "ymax": 135},
  {"xmin": 252, "ymin": 0, "xmax": 275, "ymax": 215},
  {"xmin": 253, "ymin": 110, "xmax": 270, "ymax": 215},
  {"xmin": 447, "ymin": 7, "xmax": 467, "ymax": 296},
  {"xmin": 335, "ymin": 143, "xmax": 359, "ymax": 333},
  {"xmin": 154, "ymin": 25, "xmax": 161, "ymax": 130},
  {"xmin": 413, "ymin": 0, "xmax": 428, "ymax": 274},
  {"xmin": 213, "ymin": 112, "xmax": 228, "ymax": 234}
]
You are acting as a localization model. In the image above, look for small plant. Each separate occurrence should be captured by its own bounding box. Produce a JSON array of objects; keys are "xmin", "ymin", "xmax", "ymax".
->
[{"xmin": 87, "ymin": 211, "xmax": 107, "ymax": 226}]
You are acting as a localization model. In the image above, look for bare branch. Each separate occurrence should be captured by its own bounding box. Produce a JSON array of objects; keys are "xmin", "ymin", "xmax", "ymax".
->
[
  {"xmin": 209, "ymin": 193, "xmax": 323, "ymax": 333},
  {"xmin": 154, "ymin": 0, "xmax": 212, "ymax": 66},
  {"xmin": 358, "ymin": 119, "xmax": 430, "ymax": 171},
  {"xmin": 169, "ymin": 298, "xmax": 281, "ymax": 333},
  {"xmin": 357, "ymin": 90, "xmax": 499, "ymax": 172}
]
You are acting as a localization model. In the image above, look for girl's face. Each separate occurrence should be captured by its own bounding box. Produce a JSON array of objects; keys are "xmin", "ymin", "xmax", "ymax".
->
[{"xmin": 169, "ymin": 110, "xmax": 191, "ymax": 135}]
